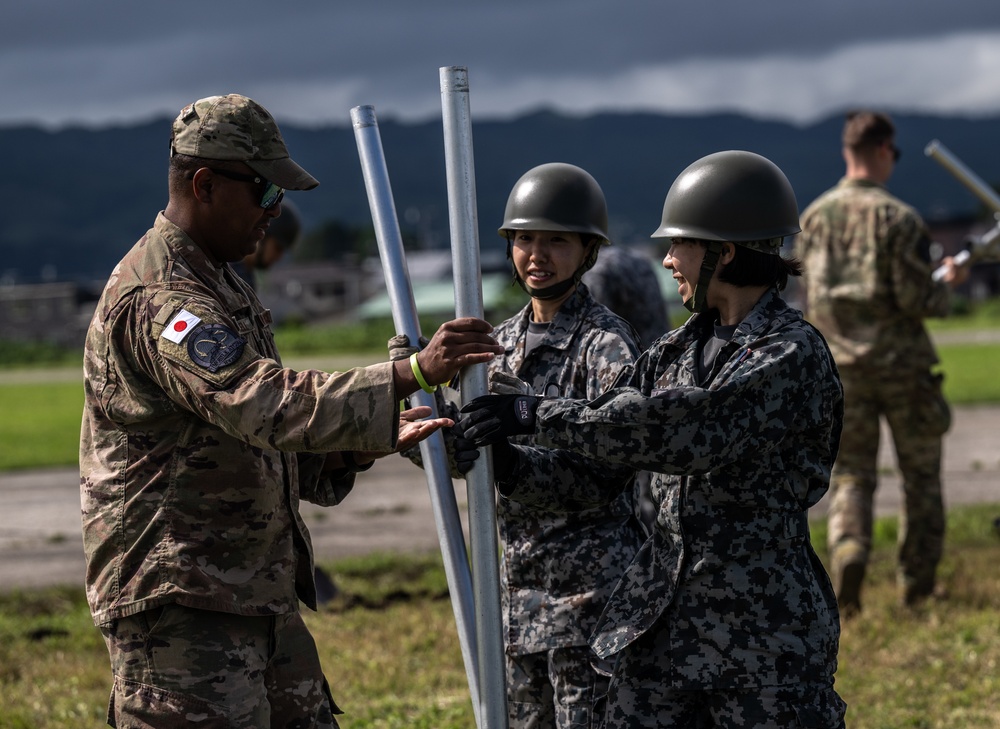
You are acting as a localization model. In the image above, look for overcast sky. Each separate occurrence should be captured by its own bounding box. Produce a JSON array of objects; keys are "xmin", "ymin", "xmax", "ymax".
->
[{"xmin": 5, "ymin": 1, "xmax": 1000, "ymax": 130}]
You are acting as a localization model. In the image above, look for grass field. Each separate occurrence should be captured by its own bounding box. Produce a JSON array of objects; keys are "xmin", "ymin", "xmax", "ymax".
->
[
  {"xmin": 2, "ymin": 339, "xmax": 999, "ymax": 471},
  {"xmin": 0, "ymin": 506, "xmax": 998, "ymax": 728},
  {"xmin": 2, "ymin": 318, "xmax": 999, "ymax": 726}
]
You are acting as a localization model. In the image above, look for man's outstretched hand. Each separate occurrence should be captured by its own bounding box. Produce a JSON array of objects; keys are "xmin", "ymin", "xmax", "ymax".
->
[
  {"xmin": 394, "ymin": 406, "xmax": 454, "ymax": 452},
  {"xmin": 352, "ymin": 406, "xmax": 454, "ymax": 465},
  {"xmin": 322, "ymin": 407, "xmax": 452, "ymax": 475},
  {"xmin": 458, "ymin": 394, "xmax": 542, "ymax": 446}
]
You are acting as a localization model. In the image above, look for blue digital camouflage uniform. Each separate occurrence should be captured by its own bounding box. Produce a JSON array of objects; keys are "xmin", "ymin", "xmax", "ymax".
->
[
  {"xmin": 81, "ymin": 213, "xmax": 401, "ymax": 726},
  {"xmin": 532, "ymin": 288, "xmax": 847, "ymax": 727},
  {"xmin": 415, "ymin": 283, "xmax": 641, "ymax": 727},
  {"xmin": 492, "ymin": 283, "xmax": 642, "ymax": 728},
  {"xmin": 796, "ymin": 177, "xmax": 952, "ymax": 607}
]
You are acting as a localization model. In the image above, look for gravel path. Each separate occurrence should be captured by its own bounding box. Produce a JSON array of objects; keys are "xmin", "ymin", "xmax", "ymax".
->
[{"xmin": 2, "ymin": 403, "xmax": 998, "ymax": 593}]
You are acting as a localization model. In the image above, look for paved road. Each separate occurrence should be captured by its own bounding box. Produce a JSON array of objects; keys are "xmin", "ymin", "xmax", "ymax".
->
[{"xmin": 2, "ymin": 405, "xmax": 998, "ymax": 593}]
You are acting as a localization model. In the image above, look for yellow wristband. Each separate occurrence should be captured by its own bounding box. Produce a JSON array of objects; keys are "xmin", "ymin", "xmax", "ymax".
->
[{"xmin": 409, "ymin": 352, "xmax": 437, "ymax": 394}]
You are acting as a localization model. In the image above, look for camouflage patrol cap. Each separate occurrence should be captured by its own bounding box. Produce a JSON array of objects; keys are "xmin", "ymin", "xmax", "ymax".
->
[{"xmin": 170, "ymin": 94, "xmax": 319, "ymax": 191}]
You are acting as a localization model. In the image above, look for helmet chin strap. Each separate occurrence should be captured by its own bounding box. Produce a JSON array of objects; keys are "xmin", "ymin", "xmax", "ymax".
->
[
  {"xmin": 507, "ymin": 239, "xmax": 600, "ymax": 301},
  {"xmin": 683, "ymin": 241, "xmax": 724, "ymax": 313}
]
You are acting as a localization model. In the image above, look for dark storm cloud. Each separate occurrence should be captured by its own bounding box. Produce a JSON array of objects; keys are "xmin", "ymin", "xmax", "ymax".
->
[{"xmin": 3, "ymin": 0, "xmax": 1000, "ymax": 128}]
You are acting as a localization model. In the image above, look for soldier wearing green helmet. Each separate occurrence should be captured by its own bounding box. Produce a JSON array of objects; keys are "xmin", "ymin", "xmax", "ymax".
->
[
  {"xmin": 411, "ymin": 162, "xmax": 643, "ymax": 728},
  {"xmin": 500, "ymin": 161, "xmax": 611, "ymax": 301},
  {"xmin": 460, "ymin": 151, "xmax": 848, "ymax": 728},
  {"xmin": 652, "ymin": 149, "xmax": 803, "ymax": 314}
]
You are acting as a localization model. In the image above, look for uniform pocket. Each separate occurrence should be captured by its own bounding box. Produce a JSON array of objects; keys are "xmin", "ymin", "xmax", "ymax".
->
[
  {"xmin": 109, "ymin": 675, "xmax": 232, "ymax": 728},
  {"xmin": 917, "ymin": 371, "xmax": 951, "ymax": 437},
  {"xmin": 790, "ymin": 683, "xmax": 847, "ymax": 728}
]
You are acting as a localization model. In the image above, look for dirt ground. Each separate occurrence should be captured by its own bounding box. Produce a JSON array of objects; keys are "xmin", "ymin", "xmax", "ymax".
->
[{"xmin": 1, "ymin": 404, "xmax": 998, "ymax": 593}]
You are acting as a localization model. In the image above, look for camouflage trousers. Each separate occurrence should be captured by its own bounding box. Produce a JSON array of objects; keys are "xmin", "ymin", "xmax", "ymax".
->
[
  {"xmin": 828, "ymin": 366, "xmax": 950, "ymax": 599},
  {"xmin": 99, "ymin": 603, "xmax": 340, "ymax": 728},
  {"xmin": 601, "ymin": 626, "xmax": 846, "ymax": 728},
  {"xmin": 506, "ymin": 645, "xmax": 612, "ymax": 729}
]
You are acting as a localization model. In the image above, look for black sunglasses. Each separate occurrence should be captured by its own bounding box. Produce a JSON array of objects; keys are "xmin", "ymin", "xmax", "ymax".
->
[{"xmin": 208, "ymin": 168, "xmax": 284, "ymax": 209}]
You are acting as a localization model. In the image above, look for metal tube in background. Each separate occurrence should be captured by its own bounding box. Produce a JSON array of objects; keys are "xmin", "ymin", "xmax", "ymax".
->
[
  {"xmin": 925, "ymin": 139, "xmax": 1000, "ymax": 281},
  {"xmin": 925, "ymin": 140, "xmax": 1000, "ymax": 214},
  {"xmin": 351, "ymin": 104, "xmax": 482, "ymax": 728},
  {"xmin": 439, "ymin": 66, "xmax": 509, "ymax": 729}
]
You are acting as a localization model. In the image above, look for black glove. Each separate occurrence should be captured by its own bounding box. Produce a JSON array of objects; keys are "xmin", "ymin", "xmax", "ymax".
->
[
  {"xmin": 459, "ymin": 394, "xmax": 541, "ymax": 446},
  {"xmin": 491, "ymin": 439, "xmax": 519, "ymax": 492},
  {"xmin": 452, "ymin": 421, "xmax": 481, "ymax": 475},
  {"xmin": 387, "ymin": 333, "xmax": 429, "ymax": 362}
]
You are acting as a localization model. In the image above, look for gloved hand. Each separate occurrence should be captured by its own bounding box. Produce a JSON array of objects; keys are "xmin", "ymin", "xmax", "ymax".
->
[
  {"xmin": 491, "ymin": 438, "xmax": 519, "ymax": 487},
  {"xmin": 453, "ymin": 418, "xmax": 519, "ymax": 485},
  {"xmin": 459, "ymin": 394, "xmax": 542, "ymax": 446},
  {"xmin": 489, "ymin": 371, "xmax": 533, "ymax": 396},
  {"xmin": 387, "ymin": 333, "xmax": 429, "ymax": 362},
  {"xmin": 452, "ymin": 420, "xmax": 480, "ymax": 475}
]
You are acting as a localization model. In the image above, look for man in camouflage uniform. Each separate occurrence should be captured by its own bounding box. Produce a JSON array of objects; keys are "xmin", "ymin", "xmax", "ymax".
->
[
  {"xmin": 796, "ymin": 110, "xmax": 967, "ymax": 616},
  {"xmin": 79, "ymin": 93, "xmax": 503, "ymax": 728},
  {"xmin": 439, "ymin": 163, "xmax": 643, "ymax": 728},
  {"xmin": 462, "ymin": 151, "xmax": 848, "ymax": 728}
]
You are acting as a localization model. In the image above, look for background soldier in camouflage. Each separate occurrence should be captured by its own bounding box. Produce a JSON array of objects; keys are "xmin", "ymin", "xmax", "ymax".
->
[
  {"xmin": 461, "ymin": 151, "xmax": 848, "ymax": 728},
  {"xmin": 232, "ymin": 196, "xmax": 302, "ymax": 287},
  {"xmin": 796, "ymin": 110, "xmax": 968, "ymax": 617},
  {"xmin": 440, "ymin": 163, "xmax": 643, "ymax": 728},
  {"xmin": 584, "ymin": 244, "xmax": 671, "ymax": 536},
  {"xmin": 583, "ymin": 244, "xmax": 670, "ymax": 350},
  {"xmin": 80, "ymin": 93, "xmax": 503, "ymax": 728}
]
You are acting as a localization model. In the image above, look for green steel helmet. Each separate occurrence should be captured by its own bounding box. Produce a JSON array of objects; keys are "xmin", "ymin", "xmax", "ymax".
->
[
  {"xmin": 651, "ymin": 150, "xmax": 801, "ymax": 252},
  {"xmin": 498, "ymin": 162, "xmax": 609, "ymax": 243}
]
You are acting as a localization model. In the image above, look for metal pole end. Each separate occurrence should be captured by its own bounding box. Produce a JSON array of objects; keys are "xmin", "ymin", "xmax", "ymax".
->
[
  {"xmin": 924, "ymin": 139, "xmax": 941, "ymax": 157},
  {"xmin": 440, "ymin": 66, "xmax": 470, "ymax": 92},
  {"xmin": 351, "ymin": 105, "xmax": 377, "ymax": 128}
]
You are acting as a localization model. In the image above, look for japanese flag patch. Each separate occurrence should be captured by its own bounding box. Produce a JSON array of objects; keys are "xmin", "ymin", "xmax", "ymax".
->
[{"xmin": 161, "ymin": 309, "xmax": 202, "ymax": 344}]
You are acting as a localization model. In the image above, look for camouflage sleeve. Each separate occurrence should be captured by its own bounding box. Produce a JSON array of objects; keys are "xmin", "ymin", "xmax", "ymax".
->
[
  {"xmin": 136, "ymin": 293, "xmax": 399, "ymax": 454},
  {"xmin": 889, "ymin": 212, "xmax": 950, "ymax": 318},
  {"xmin": 297, "ymin": 452, "xmax": 357, "ymax": 507},
  {"xmin": 504, "ymin": 327, "xmax": 639, "ymax": 509},
  {"xmin": 503, "ymin": 443, "xmax": 635, "ymax": 510},
  {"xmin": 535, "ymin": 328, "xmax": 838, "ymax": 474}
]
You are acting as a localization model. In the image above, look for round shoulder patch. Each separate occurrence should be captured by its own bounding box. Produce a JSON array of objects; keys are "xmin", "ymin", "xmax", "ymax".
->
[{"xmin": 187, "ymin": 323, "xmax": 247, "ymax": 373}]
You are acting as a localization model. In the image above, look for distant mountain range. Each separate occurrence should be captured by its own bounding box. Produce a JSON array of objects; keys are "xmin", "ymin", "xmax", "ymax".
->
[{"xmin": 3, "ymin": 109, "xmax": 999, "ymax": 283}]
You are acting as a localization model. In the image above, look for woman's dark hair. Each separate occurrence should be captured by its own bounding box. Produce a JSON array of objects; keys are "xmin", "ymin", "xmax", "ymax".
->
[{"xmin": 716, "ymin": 242, "xmax": 802, "ymax": 291}]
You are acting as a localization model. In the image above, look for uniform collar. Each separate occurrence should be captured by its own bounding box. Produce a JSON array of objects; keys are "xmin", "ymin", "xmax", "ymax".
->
[
  {"xmin": 154, "ymin": 212, "xmax": 227, "ymax": 286},
  {"xmin": 669, "ymin": 287, "xmax": 793, "ymax": 348},
  {"xmin": 837, "ymin": 176, "xmax": 885, "ymax": 191}
]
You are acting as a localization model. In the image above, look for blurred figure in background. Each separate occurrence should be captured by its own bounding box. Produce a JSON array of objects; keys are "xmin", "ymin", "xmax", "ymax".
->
[
  {"xmin": 584, "ymin": 243, "xmax": 670, "ymax": 534},
  {"xmin": 584, "ymin": 243, "xmax": 670, "ymax": 350},
  {"xmin": 232, "ymin": 196, "xmax": 302, "ymax": 287},
  {"xmin": 796, "ymin": 110, "xmax": 968, "ymax": 617}
]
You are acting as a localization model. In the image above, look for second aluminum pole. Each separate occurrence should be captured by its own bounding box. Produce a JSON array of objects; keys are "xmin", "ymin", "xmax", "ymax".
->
[
  {"xmin": 439, "ymin": 66, "xmax": 508, "ymax": 729},
  {"xmin": 351, "ymin": 104, "xmax": 482, "ymax": 728}
]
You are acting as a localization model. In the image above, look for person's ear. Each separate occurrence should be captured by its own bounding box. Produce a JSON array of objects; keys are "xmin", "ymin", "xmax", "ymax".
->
[
  {"xmin": 719, "ymin": 241, "xmax": 736, "ymax": 265},
  {"xmin": 190, "ymin": 167, "xmax": 214, "ymax": 203}
]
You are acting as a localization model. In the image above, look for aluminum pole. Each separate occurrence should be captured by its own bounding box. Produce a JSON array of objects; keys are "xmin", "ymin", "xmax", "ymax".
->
[
  {"xmin": 925, "ymin": 140, "xmax": 1000, "ymax": 214},
  {"xmin": 925, "ymin": 139, "xmax": 1000, "ymax": 280},
  {"xmin": 439, "ymin": 66, "xmax": 509, "ymax": 729},
  {"xmin": 351, "ymin": 104, "xmax": 482, "ymax": 728}
]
